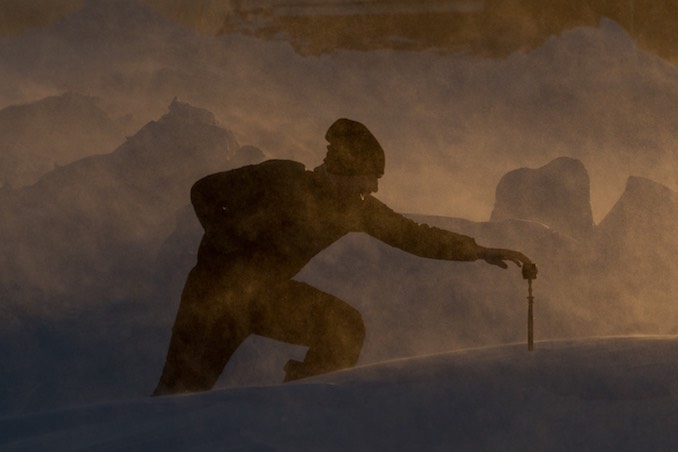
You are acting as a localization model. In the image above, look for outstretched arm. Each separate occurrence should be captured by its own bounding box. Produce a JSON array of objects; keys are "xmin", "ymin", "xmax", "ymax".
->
[{"xmin": 476, "ymin": 246, "xmax": 532, "ymax": 269}]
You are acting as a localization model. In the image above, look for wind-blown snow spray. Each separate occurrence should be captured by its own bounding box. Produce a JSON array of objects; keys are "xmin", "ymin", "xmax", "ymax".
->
[{"xmin": 522, "ymin": 263, "xmax": 538, "ymax": 351}]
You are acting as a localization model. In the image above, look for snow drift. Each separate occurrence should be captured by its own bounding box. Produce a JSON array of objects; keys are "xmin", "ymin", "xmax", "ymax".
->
[{"xmin": 2, "ymin": 336, "xmax": 678, "ymax": 451}]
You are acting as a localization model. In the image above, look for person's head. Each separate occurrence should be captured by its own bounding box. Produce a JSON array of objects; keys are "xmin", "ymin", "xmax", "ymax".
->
[{"xmin": 321, "ymin": 118, "xmax": 385, "ymax": 197}]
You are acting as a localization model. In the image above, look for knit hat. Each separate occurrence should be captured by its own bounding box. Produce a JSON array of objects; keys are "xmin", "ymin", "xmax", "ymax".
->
[{"xmin": 324, "ymin": 118, "xmax": 385, "ymax": 176}]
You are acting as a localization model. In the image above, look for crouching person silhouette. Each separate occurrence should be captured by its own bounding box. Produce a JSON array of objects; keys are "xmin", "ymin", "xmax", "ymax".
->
[{"xmin": 153, "ymin": 118, "xmax": 532, "ymax": 395}]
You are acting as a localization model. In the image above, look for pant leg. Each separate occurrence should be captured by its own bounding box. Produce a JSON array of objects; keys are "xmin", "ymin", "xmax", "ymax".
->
[
  {"xmin": 250, "ymin": 280, "xmax": 366, "ymax": 381},
  {"xmin": 153, "ymin": 262, "xmax": 250, "ymax": 395}
]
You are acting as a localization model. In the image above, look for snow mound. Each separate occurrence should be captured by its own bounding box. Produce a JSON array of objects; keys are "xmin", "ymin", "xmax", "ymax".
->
[{"xmin": 2, "ymin": 336, "xmax": 678, "ymax": 451}]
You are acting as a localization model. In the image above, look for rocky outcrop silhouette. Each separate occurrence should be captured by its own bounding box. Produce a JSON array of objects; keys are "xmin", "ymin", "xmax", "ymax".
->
[
  {"xmin": 490, "ymin": 157, "xmax": 594, "ymax": 239},
  {"xmin": 0, "ymin": 99, "xmax": 244, "ymax": 307},
  {"xmin": 0, "ymin": 92, "xmax": 126, "ymax": 188},
  {"xmin": 597, "ymin": 176, "xmax": 678, "ymax": 249},
  {"xmin": 594, "ymin": 177, "xmax": 678, "ymax": 302}
]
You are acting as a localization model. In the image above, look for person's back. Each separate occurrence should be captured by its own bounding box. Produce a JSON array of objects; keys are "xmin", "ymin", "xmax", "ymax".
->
[{"xmin": 191, "ymin": 160, "xmax": 309, "ymax": 258}]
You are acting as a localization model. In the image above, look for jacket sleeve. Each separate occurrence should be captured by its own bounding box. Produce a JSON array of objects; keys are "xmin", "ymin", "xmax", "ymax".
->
[{"xmin": 361, "ymin": 197, "xmax": 479, "ymax": 261}]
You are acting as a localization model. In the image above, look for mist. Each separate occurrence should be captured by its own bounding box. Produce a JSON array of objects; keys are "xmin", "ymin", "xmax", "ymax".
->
[
  {"xmin": 1, "ymin": 0, "xmax": 677, "ymax": 422},
  {"xmin": 2, "ymin": 3, "xmax": 677, "ymax": 220}
]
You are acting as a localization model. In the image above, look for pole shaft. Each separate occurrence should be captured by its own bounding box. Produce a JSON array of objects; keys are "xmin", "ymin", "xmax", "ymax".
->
[{"xmin": 527, "ymin": 279, "xmax": 534, "ymax": 351}]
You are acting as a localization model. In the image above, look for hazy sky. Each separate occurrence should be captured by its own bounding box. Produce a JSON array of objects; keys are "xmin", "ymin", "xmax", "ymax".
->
[{"xmin": 2, "ymin": 0, "xmax": 676, "ymax": 222}]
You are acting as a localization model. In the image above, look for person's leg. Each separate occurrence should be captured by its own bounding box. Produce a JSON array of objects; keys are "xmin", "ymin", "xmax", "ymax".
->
[
  {"xmin": 153, "ymin": 263, "xmax": 248, "ymax": 395},
  {"xmin": 250, "ymin": 280, "xmax": 366, "ymax": 381}
]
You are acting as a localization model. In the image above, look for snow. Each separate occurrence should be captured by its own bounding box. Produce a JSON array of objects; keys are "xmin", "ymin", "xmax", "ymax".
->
[
  {"xmin": 2, "ymin": 336, "xmax": 678, "ymax": 451},
  {"xmin": 2, "ymin": 2, "xmax": 678, "ymax": 450}
]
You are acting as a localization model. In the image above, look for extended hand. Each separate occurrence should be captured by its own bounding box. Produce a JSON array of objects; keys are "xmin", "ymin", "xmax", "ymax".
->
[{"xmin": 478, "ymin": 247, "xmax": 532, "ymax": 269}]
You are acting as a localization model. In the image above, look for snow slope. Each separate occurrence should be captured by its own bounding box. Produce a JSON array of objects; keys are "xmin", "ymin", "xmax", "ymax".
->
[{"xmin": 2, "ymin": 336, "xmax": 678, "ymax": 451}]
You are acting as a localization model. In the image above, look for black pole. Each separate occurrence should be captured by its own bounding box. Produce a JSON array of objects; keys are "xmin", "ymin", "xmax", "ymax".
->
[
  {"xmin": 521, "ymin": 263, "xmax": 537, "ymax": 352},
  {"xmin": 527, "ymin": 278, "xmax": 534, "ymax": 351}
]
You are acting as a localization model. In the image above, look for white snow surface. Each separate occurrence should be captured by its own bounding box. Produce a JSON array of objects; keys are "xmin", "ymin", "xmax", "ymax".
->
[{"xmin": 2, "ymin": 336, "xmax": 678, "ymax": 451}]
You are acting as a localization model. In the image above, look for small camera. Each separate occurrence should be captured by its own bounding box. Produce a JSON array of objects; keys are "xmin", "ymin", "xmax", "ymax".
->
[{"xmin": 522, "ymin": 263, "xmax": 538, "ymax": 280}]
